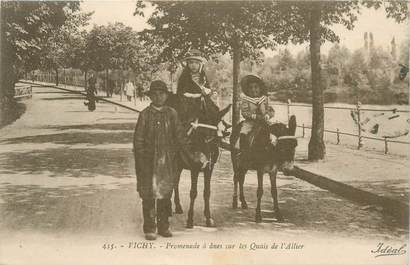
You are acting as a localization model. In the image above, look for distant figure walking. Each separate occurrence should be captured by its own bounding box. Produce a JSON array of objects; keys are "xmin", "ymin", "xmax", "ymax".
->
[
  {"xmin": 136, "ymin": 84, "xmax": 146, "ymax": 101},
  {"xmin": 84, "ymin": 72, "xmax": 97, "ymax": 111},
  {"xmin": 125, "ymin": 80, "xmax": 135, "ymax": 101},
  {"xmin": 107, "ymin": 78, "xmax": 114, "ymax": 98}
]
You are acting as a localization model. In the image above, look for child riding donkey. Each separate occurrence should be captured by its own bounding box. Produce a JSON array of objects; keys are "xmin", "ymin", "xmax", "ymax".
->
[
  {"xmin": 170, "ymin": 49, "xmax": 231, "ymax": 228},
  {"xmin": 237, "ymin": 74, "xmax": 276, "ymax": 152},
  {"xmin": 231, "ymin": 75, "xmax": 298, "ymax": 222},
  {"xmin": 176, "ymin": 49, "xmax": 219, "ymax": 123}
]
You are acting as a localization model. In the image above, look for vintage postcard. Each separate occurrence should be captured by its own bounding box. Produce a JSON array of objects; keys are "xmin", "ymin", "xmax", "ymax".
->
[{"xmin": 0, "ymin": 0, "xmax": 409, "ymax": 264}]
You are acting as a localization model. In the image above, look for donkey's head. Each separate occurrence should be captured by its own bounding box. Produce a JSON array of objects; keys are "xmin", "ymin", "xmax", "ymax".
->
[{"xmin": 270, "ymin": 115, "xmax": 298, "ymax": 175}]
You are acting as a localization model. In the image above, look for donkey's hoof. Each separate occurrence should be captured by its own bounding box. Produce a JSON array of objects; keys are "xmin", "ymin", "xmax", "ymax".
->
[
  {"xmin": 186, "ymin": 220, "xmax": 194, "ymax": 229},
  {"xmin": 241, "ymin": 201, "xmax": 248, "ymax": 209},
  {"xmin": 255, "ymin": 215, "xmax": 262, "ymax": 223},
  {"xmin": 205, "ymin": 218, "xmax": 215, "ymax": 227},
  {"xmin": 175, "ymin": 205, "xmax": 183, "ymax": 214}
]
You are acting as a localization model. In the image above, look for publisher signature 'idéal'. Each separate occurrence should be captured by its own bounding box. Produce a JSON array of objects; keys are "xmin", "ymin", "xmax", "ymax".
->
[{"xmin": 371, "ymin": 243, "xmax": 407, "ymax": 258}]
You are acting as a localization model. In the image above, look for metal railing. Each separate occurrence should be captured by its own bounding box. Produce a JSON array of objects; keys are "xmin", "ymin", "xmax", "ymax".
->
[
  {"xmin": 276, "ymin": 99, "xmax": 410, "ymax": 154},
  {"xmin": 14, "ymin": 85, "xmax": 32, "ymax": 99},
  {"xmin": 21, "ymin": 79, "xmax": 410, "ymax": 155}
]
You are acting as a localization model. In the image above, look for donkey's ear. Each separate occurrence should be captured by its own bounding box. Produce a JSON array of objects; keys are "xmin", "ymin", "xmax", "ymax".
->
[
  {"xmin": 218, "ymin": 104, "xmax": 231, "ymax": 119},
  {"xmin": 288, "ymin": 115, "xmax": 297, "ymax": 136}
]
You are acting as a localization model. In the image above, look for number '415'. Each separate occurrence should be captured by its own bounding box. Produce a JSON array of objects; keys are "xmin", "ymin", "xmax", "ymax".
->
[{"xmin": 102, "ymin": 243, "xmax": 115, "ymax": 250}]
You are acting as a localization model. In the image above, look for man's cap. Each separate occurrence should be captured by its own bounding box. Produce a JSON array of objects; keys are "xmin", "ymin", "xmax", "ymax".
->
[{"xmin": 145, "ymin": 80, "xmax": 170, "ymax": 96}]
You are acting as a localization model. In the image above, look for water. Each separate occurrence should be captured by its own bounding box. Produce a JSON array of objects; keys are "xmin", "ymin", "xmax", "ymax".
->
[{"xmin": 219, "ymin": 97, "xmax": 410, "ymax": 156}]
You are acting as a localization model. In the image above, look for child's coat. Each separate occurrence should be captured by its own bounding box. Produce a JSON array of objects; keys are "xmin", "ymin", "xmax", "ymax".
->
[{"xmin": 134, "ymin": 105, "xmax": 190, "ymax": 200}]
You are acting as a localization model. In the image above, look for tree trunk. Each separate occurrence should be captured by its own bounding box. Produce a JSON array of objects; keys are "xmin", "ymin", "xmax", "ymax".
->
[
  {"xmin": 105, "ymin": 68, "xmax": 108, "ymax": 94},
  {"xmin": 55, "ymin": 68, "xmax": 59, "ymax": 86},
  {"xmin": 232, "ymin": 36, "xmax": 241, "ymax": 134},
  {"xmin": 170, "ymin": 70, "xmax": 174, "ymax": 93},
  {"xmin": 84, "ymin": 70, "xmax": 88, "ymax": 91},
  {"xmin": 308, "ymin": 3, "xmax": 326, "ymax": 161},
  {"xmin": 63, "ymin": 68, "xmax": 66, "ymax": 85}
]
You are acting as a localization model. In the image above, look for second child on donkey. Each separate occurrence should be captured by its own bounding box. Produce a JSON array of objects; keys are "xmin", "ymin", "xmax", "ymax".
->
[{"xmin": 239, "ymin": 75, "xmax": 275, "ymax": 151}]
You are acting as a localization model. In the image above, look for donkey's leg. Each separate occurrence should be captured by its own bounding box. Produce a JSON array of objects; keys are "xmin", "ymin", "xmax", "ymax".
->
[
  {"xmin": 233, "ymin": 170, "xmax": 239, "ymax": 209},
  {"xmin": 187, "ymin": 170, "xmax": 199, "ymax": 228},
  {"xmin": 174, "ymin": 171, "xmax": 184, "ymax": 214},
  {"xmin": 174, "ymin": 168, "xmax": 183, "ymax": 214},
  {"xmin": 269, "ymin": 168, "xmax": 284, "ymax": 222},
  {"xmin": 255, "ymin": 170, "xmax": 264, "ymax": 223},
  {"xmin": 204, "ymin": 166, "xmax": 215, "ymax": 227},
  {"xmin": 239, "ymin": 169, "xmax": 248, "ymax": 209}
]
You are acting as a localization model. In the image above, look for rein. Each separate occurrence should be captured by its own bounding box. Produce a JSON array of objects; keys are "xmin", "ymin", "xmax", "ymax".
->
[
  {"xmin": 277, "ymin": 136, "xmax": 297, "ymax": 140},
  {"xmin": 187, "ymin": 118, "xmax": 218, "ymax": 136},
  {"xmin": 183, "ymin": 92, "xmax": 202, "ymax": 98}
]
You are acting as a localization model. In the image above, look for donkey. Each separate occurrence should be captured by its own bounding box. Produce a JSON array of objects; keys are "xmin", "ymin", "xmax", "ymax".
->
[
  {"xmin": 166, "ymin": 94, "xmax": 231, "ymax": 228},
  {"xmin": 230, "ymin": 115, "xmax": 297, "ymax": 223}
]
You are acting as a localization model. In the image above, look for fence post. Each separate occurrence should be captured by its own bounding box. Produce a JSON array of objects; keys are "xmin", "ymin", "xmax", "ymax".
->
[
  {"xmin": 336, "ymin": 128, "xmax": 340, "ymax": 145},
  {"xmin": 287, "ymin": 99, "xmax": 291, "ymax": 122},
  {"xmin": 302, "ymin": 123, "xmax": 305, "ymax": 138},
  {"xmin": 384, "ymin": 137, "xmax": 388, "ymax": 154},
  {"xmin": 356, "ymin": 101, "xmax": 363, "ymax": 149}
]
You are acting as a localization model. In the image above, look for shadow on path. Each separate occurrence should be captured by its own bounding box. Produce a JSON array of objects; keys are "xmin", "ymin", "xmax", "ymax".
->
[{"xmin": 1, "ymin": 131, "xmax": 133, "ymax": 145}]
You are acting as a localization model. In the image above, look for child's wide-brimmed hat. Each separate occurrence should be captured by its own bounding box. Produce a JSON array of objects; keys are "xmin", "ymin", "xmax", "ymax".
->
[
  {"xmin": 241, "ymin": 74, "xmax": 267, "ymax": 97},
  {"xmin": 145, "ymin": 80, "xmax": 170, "ymax": 96},
  {"xmin": 183, "ymin": 49, "xmax": 207, "ymax": 63}
]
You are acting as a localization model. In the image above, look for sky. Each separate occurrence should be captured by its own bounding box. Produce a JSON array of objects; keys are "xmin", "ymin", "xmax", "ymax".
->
[{"xmin": 80, "ymin": 0, "xmax": 409, "ymax": 56}]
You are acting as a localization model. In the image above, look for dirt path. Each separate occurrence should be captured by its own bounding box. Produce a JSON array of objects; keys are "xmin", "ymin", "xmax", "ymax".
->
[{"xmin": 0, "ymin": 86, "xmax": 408, "ymax": 265}]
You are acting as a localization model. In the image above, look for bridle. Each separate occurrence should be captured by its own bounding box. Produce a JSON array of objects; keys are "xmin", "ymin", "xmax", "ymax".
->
[
  {"xmin": 187, "ymin": 118, "xmax": 218, "ymax": 136},
  {"xmin": 277, "ymin": 135, "xmax": 297, "ymax": 141}
]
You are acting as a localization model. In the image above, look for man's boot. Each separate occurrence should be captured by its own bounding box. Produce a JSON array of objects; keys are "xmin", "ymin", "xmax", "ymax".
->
[
  {"xmin": 142, "ymin": 200, "xmax": 157, "ymax": 240},
  {"xmin": 157, "ymin": 199, "xmax": 172, "ymax": 237}
]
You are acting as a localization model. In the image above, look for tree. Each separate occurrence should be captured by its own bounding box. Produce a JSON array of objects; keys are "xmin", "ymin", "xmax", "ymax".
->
[
  {"xmin": 391, "ymin": 37, "xmax": 397, "ymax": 60},
  {"xmin": 1, "ymin": 1, "xmax": 81, "ymax": 124},
  {"xmin": 278, "ymin": 48, "xmax": 296, "ymax": 71},
  {"xmin": 136, "ymin": 1, "xmax": 408, "ymax": 160},
  {"xmin": 276, "ymin": 1, "xmax": 407, "ymax": 160},
  {"xmin": 327, "ymin": 44, "xmax": 350, "ymax": 74},
  {"xmin": 39, "ymin": 10, "xmax": 92, "ymax": 85},
  {"xmin": 369, "ymin": 32, "xmax": 375, "ymax": 51},
  {"xmin": 135, "ymin": 1, "xmax": 284, "ymax": 131},
  {"xmin": 399, "ymin": 34, "xmax": 409, "ymax": 66},
  {"xmin": 205, "ymin": 54, "xmax": 233, "ymax": 96},
  {"xmin": 81, "ymin": 22, "xmax": 149, "ymax": 92}
]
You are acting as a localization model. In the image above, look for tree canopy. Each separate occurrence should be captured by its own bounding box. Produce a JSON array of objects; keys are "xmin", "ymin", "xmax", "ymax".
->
[{"xmin": 1, "ymin": 1, "xmax": 83, "ymax": 124}]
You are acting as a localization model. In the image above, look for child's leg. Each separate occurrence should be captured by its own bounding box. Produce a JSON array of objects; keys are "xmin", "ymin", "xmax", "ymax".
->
[
  {"xmin": 157, "ymin": 198, "xmax": 172, "ymax": 236},
  {"xmin": 142, "ymin": 199, "xmax": 156, "ymax": 234},
  {"xmin": 239, "ymin": 121, "xmax": 253, "ymax": 150}
]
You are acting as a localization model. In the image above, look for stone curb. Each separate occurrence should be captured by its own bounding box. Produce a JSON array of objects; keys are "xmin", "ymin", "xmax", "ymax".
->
[{"xmin": 293, "ymin": 166, "xmax": 409, "ymax": 226}]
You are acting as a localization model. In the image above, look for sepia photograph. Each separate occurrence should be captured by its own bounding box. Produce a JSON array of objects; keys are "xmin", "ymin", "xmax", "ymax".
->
[{"xmin": 0, "ymin": 0, "xmax": 409, "ymax": 264}]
